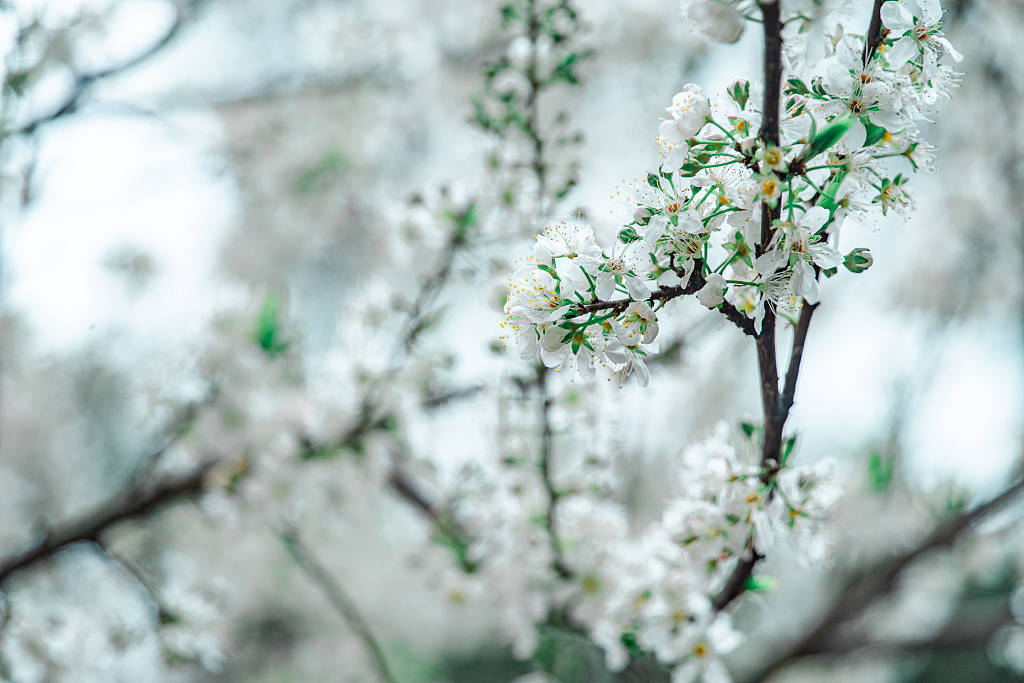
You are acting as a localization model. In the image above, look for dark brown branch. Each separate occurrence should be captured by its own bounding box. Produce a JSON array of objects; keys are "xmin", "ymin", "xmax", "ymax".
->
[
  {"xmin": 751, "ymin": 474, "xmax": 1024, "ymax": 679},
  {"xmin": 571, "ymin": 266, "xmax": 756, "ymax": 337},
  {"xmin": 0, "ymin": 461, "xmax": 215, "ymax": 585},
  {"xmin": 712, "ymin": 553, "xmax": 761, "ymax": 611},
  {"xmin": 780, "ymin": 301, "xmax": 817, "ymax": 414},
  {"xmin": 279, "ymin": 529, "xmax": 397, "ymax": 683},
  {"xmin": 862, "ymin": 0, "xmax": 888, "ymax": 66},
  {"xmin": 570, "ymin": 283, "xmax": 697, "ymax": 315},
  {"xmin": 713, "ymin": 0, "xmax": 786, "ymax": 612},
  {"xmin": 757, "ymin": 1, "xmax": 783, "ymax": 148}
]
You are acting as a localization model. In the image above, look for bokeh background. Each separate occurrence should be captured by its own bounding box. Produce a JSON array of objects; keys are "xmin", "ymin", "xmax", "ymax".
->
[{"xmin": 0, "ymin": 0, "xmax": 1022, "ymax": 681}]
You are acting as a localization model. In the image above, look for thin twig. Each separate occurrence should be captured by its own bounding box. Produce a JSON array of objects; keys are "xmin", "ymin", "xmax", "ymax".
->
[
  {"xmin": 96, "ymin": 544, "xmax": 179, "ymax": 625},
  {"xmin": 278, "ymin": 528, "xmax": 397, "ymax": 683}
]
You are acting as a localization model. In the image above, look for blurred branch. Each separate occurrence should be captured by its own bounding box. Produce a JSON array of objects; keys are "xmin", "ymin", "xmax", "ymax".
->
[
  {"xmin": 278, "ymin": 528, "xmax": 397, "ymax": 683},
  {"xmin": 127, "ymin": 390, "xmax": 216, "ymax": 489},
  {"xmin": 0, "ymin": 461, "xmax": 216, "ymax": 585},
  {"xmin": 809, "ymin": 602, "xmax": 1014, "ymax": 657},
  {"xmin": 750, "ymin": 472, "xmax": 1024, "ymax": 680},
  {"xmin": 96, "ymin": 543, "xmax": 179, "ymax": 625},
  {"xmin": 421, "ymin": 383, "xmax": 486, "ymax": 409},
  {"xmin": 14, "ymin": 0, "xmax": 202, "ymax": 136},
  {"xmin": 537, "ymin": 364, "xmax": 571, "ymax": 579},
  {"xmin": 392, "ymin": 227, "xmax": 463, "ymax": 362}
]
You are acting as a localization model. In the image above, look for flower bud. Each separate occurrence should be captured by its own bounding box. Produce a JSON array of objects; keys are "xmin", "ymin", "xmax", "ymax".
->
[{"xmin": 843, "ymin": 248, "xmax": 873, "ymax": 273}]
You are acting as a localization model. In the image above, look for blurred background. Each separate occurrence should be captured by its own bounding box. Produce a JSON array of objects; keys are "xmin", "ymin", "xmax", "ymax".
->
[{"xmin": 0, "ymin": 0, "xmax": 1022, "ymax": 681}]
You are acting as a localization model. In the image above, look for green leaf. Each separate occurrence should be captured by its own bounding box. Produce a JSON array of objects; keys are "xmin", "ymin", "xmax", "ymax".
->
[
  {"xmin": 816, "ymin": 168, "xmax": 848, "ymax": 212},
  {"xmin": 804, "ymin": 113, "xmax": 855, "ymax": 160},
  {"xmin": 744, "ymin": 575, "xmax": 778, "ymax": 592},
  {"xmin": 868, "ymin": 450, "xmax": 895, "ymax": 493},
  {"xmin": 254, "ymin": 292, "xmax": 289, "ymax": 357},
  {"xmin": 862, "ymin": 117, "xmax": 887, "ymax": 146},
  {"xmin": 785, "ymin": 77, "xmax": 809, "ymax": 95},
  {"xmin": 617, "ymin": 227, "xmax": 641, "ymax": 243},
  {"xmin": 780, "ymin": 435, "xmax": 797, "ymax": 466}
]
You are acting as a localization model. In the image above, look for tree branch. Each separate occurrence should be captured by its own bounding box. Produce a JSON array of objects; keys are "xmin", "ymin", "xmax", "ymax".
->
[
  {"xmin": 570, "ymin": 266, "xmax": 756, "ymax": 336},
  {"xmin": 14, "ymin": 1, "xmax": 200, "ymax": 136},
  {"xmin": 780, "ymin": 301, "xmax": 817, "ymax": 414},
  {"xmin": 537, "ymin": 364, "xmax": 571, "ymax": 578},
  {"xmin": 0, "ymin": 461, "xmax": 215, "ymax": 585},
  {"xmin": 750, "ymin": 474, "xmax": 1024, "ymax": 679},
  {"xmin": 863, "ymin": 0, "xmax": 888, "ymax": 66},
  {"xmin": 278, "ymin": 529, "xmax": 397, "ymax": 683},
  {"xmin": 713, "ymin": 0, "xmax": 786, "ymax": 613}
]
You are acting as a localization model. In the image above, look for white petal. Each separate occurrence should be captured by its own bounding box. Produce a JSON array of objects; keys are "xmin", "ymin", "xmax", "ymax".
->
[
  {"xmin": 934, "ymin": 36, "xmax": 963, "ymax": 63},
  {"xmin": 887, "ymin": 36, "xmax": 918, "ymax": 69},
  {"xmin": 704, "ymin": 659, "xmax": 734, "ymax": 683},
  {"xmin": 633, "ymin": 358, "xmax": 650, "ymax": 387},
  {"xmin": 800, "ymin": 205, "xmax": 830, "ymax": 232},
  {"xmin": 810, "ymin": 243, "xmax": 842, "ymax": 268},
  {"xmin": 842, "ymin": 119, "xmax": 867, "ymax": 151},
  {"xmin": 625, "ymin": 275, "xmax": 651, "ymax": 302},
  {"xmin": 659, "ymin": 119, "xmax": 685, "ymax": 143},
  {"xmin": 671, "ymin": 661, "xmax": 700, "ymax": 683},
  {"xmin": 880, "ymin": 2, "xmax": 912, "ymax": 33},
  {"xmin": 595, "ymin": 273, "xmax": 615, "ymax": 301},
  {"xmin": 644, "ymin": 215, "xmax": 669, "ymax": 248},
  {"xmin": 661, "ymin": 145, "xmax": 688, "ymax": 173},
  {"xmin": 918, "ymin": 0, "xmax": 942, "ymax": 25}
]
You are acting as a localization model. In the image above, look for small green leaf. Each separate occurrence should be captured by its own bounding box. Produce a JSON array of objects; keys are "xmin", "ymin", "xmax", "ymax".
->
[
  {"xmin": 744, "ymin": 575, "xmax": 778, "ymax": 592},
  {"xmin": 254, "ymin": 292, "xmax": 289, "ymax": 357},
  {"xmin": 804, "ymin": 113, "xmax": 855, "ymax": 160},
  {"xmin": 868, "ymin": 450, "xmax": 895, "ymax": 493},
  {"xmin": 862, "ymin": 117, "xmax": 887, "ymax": 146},
  {"xmin": 618, "ymin": 227, "xmax": 641, "ymax": 243}
]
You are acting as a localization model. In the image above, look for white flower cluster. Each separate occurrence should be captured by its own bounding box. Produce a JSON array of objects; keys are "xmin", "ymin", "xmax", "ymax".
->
[
  {"xmin": 448, "ymin": 427, "xmax": 841, "ymax": 680},
  {"xmin": 504, "ymin": 0, "xmax": 961, "ymax": 379}
]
